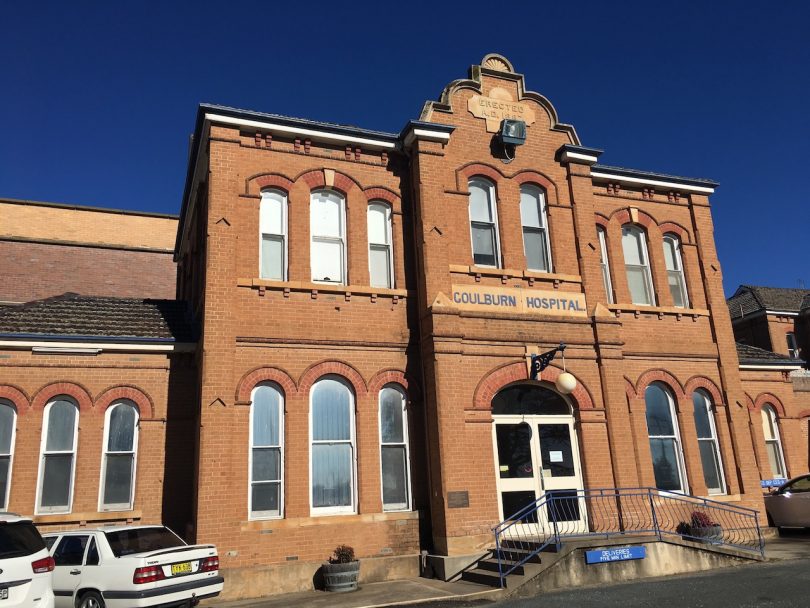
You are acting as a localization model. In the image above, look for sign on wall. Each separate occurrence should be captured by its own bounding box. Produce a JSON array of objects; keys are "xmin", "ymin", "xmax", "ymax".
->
[
  {"xmin": 467, "ymin": 88, "xmax": 537, "ymax": 133},
  {"xmin": 451, "ymin": 284, "xmax": 587, "ymax": 317},
  {"xmin": 761, "ymin": 478, "xmax": 788, "ymax": 488},
  {"xmin": 585, "ymin": 546, "xmax": 646, "ymax": 564}
]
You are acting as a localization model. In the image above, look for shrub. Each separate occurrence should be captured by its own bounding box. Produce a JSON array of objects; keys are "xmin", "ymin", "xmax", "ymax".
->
[
  {"xmin": 690, "ymin": 511, "xmax": 718, "ymax": 528},
  {"xmin": 329, "ymin": 544, "xmax": 356, "ymax": 564}
]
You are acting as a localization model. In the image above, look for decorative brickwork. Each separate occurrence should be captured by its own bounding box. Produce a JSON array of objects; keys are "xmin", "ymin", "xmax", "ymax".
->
[
  {"xmin": 31, "ymin": 381, "xmax": 93, "ymax": 412},
  {"xmin": 235, "ymin": 366, "xmax": 297, "ymax": 404},
  {"xmin": 95, "ymin": 385, "xmax": 155, "ymax": 419},
  {"xmin": 298, "ymin": 360, "xmax": 368, "ymax": 396},
  {"xmin": 0, "ymin": 384, "xmax": 29, "ymax": 414}
]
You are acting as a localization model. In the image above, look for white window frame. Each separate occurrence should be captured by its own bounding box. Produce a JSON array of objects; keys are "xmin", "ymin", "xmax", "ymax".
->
[
  {"xmin": 519, "ymin": 184, "xmax": 553, "ymax": 272},
  {"xmin": 761, "ymin": 405, "xmax": 787, "ymax": 479},
  {"xmin": 310, "ymin": 190, "xmax": 347, "ymax": 285},
  {"xmin": 259, "ymin": 189, "xmax": 288, "ymax": 281},
  {"xmin": 622, "ymin": 224, "xmax": 656, "ymax": 306},
  {"xmin": 663, "ymin": 233, "xmax": 689, "ymax": 308},
  {"xmin": 468, "ymin": 178, "xmax": 501, "ymax": 268},
  {"xmin": 597, "ymin": 225, "xmax": 614, "ymax": 304},
  {"xmin": 35, "ymin": 398, "xmax": 79, "ymax": 515},
  {"xmin": 0, "ymin": 399, "xmax": 17, "ymax": 511},
  {"xmin": 98, "ymin": 401, "xmax": 139, "ymax": 512},
  {"xmin": 367, "ymin": 201, "xmax": 394, "ymax": 288},
  {"xmin": 786, "ymin": 333, "xmax": 799, "ymax": 359},
  {"xmin": 309, "ymin": 376, "xmax": 357, "ymax": 516},
  {"xmin": 248, "ymin": 382, "xmax": 284, "ymax": 520},
  {"xmin": 378, "ymin": 384, "xmax": 412, "ymax": 512},
  {"xmin": 692, "ymin": 390, "xmax": 726, "ymax": 495},
  {"xmin": 645, "ymin": 383, "xmax": 688, "ymax": 494}
]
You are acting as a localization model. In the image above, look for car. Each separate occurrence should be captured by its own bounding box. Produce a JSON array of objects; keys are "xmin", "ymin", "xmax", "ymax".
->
[
  {"xmin": 764, "ymin": 473, "xmax": 810, "ymax": 531},
  {"xmin": 0, "ymin": 512, "xmax": 55, "ymax": 608},
  {"xmin": 43, "ymin": 525, "xmax": 223, "ymax": 608}
]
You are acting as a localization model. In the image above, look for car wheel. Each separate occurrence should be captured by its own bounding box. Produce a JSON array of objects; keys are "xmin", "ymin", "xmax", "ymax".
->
[{"xmin": 77, "ymin": 591, "xmax": 105, "ymax": 608}]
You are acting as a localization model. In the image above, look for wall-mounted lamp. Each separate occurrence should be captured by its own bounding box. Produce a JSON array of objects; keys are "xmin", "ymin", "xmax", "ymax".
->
[{"xmin": 529, "ymin": 342, "xmax": 577, "ymax": 395}]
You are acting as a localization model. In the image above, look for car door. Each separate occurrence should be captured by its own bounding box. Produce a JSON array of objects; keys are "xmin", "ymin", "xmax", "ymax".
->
[
  {"xmin": 51, "ymin": 534, "xmax": 89, "ymax": 608},
  {"xmin": 778, "ymin": 476, "xmax": 810, "ymax": 527}
]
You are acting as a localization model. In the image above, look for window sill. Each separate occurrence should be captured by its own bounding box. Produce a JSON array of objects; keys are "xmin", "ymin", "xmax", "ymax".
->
[
  {"xmin": 700, "ymin": 494, "xmax": 741, "ymax": 503},
  {"xmin": 238, "ymin": 278, "xmax": 412, "ymax": 299},
  {"xmin": 606, "ymin": 304, "xmax": 710, "ymax": 317},
  {"xmin": 240, "ymin": 510, "xmax": 419, "ymax": 532},
  {"xmin": 449, "ymin": 265, "xmax": 582, "ymax": 284},
  {"xmin": 33, "ymin": 510, "xmax": 142, "ymax": 525}
]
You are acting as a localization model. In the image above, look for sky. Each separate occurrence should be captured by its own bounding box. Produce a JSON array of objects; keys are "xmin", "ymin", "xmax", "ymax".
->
[{"xmin": 1, "ymin": 1, "xmax": 808, "ymax": 295}]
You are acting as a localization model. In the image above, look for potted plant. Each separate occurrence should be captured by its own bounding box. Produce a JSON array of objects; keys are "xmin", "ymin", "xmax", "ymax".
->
[
  {"xmin": 322, "ymin": 544, "xmax": 360, "ymax": 592},
  {"xmin": 676, "ymin": 510, "xmax": 722, "ymax": 544}
]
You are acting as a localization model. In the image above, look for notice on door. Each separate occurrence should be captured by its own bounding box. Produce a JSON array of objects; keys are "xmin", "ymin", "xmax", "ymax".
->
[
  {"xmin": 549, "ymin": 451, "xmax": 564, "ymax": 463},
  {"xmin": 450, "ymin": 285, "xmax": 587, "ymax": 317}
]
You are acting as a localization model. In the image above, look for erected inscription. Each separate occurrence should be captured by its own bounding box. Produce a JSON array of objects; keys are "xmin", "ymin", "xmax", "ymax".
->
[{"xmin": 468, "ymin": 88, "xmax": 537, "ymax": 133}]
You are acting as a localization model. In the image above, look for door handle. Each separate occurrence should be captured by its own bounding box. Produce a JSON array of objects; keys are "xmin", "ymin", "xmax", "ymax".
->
[{"xmin": 69, "ymin": 569, "xmax": 81, "ymax": 575}]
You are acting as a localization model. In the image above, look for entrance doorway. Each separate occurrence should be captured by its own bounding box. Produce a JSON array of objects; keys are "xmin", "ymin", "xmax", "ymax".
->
[{"xmin": 491, "ymin": 384, "xmax": 587, "ymax": 534}]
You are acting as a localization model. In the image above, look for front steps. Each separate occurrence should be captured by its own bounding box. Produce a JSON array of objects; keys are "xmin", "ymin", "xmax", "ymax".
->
[{"xmin": 461, "ymin": 541, "xmax": 557, "ymax": 588}]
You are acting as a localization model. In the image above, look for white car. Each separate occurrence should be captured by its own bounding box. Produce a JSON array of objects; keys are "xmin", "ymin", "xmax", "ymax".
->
[
  {"xmin": 0, "ymin": 512, "xmax": 55, "ymax": 608},
  {"xmin": 44, "ymin": 525, "xmax": 223, "ymax": 608}
]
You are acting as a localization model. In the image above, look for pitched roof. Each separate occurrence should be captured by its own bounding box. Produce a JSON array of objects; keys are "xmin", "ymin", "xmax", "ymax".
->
[
  {"xmin": 0, "ymin": 293, "xmax": 194, "ymax": 342},
  {"xmin": 736, "ymin": 342, "xmax": 803, "ymax": 366},
  {"xmin": 728, "ymin": 285, "xmax": 810, "ymax": 319},
  {"xmin": 802, "ymin": 294, "xmax": 810, "ymax": 312}
]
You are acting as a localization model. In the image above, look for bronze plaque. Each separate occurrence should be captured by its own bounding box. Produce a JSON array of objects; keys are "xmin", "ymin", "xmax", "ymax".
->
[{"xmin": 447, "ymin": 491, "xmax": 470, "ymax": 509}]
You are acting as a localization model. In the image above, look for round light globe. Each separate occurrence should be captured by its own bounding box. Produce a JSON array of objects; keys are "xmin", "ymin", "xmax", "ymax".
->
[{"xmin": 555, "ymin": 372, "xmax": 577, "ymax": 395}]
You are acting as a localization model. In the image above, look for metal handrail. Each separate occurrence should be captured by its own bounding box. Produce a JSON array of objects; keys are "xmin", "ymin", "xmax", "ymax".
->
[{"xmin": 491, "ymin": 487, "xmax": 764, "ymax": 588}]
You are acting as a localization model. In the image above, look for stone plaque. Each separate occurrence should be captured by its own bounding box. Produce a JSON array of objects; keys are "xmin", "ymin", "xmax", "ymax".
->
[
  {"xmin": 451, "ymin": 284, "xmax": 587, "ymax": 317},
  {"xmin": 447, "ymin": 491, "xmax": 470, "ymax": 508},
  {"xmin": 468, "ymin": 87, "xmax": 536, "ymax": 133}
]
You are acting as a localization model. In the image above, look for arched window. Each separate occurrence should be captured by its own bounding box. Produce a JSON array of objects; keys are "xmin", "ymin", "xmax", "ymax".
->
[
  {"xmin": 311, "ymin": 190, "xmax": 346, "ymax": 284},
  {"xmin": 519, "ymin": 184, "xmax": 552, "ymax": 272},
  {"xmin": 692, "ymin": 391, "xmax": 725, "ymax": 494},
  {"xmin": 596, "ymin": 225, "xmax": 614, "ymax": 304},
  {"xmin": 310, "ymin": 377, "xmax": 356, "ymax": 514},
  {"xmin": 250, "ymin": 383, "xmax": 284, "ymax": 519},
  {"xmin": 663, "ymin": 234, "xmax": 688, "ymax": 308},
  {"xmin": 368, "ymin": 202, "xmax": 393, "ymax": 288},
  {"xmin": 645, "ymin": 383, "xmax": 687, "ymax": 492},
  {"xmin": 100, "ymin": 401, "xmax": 139, "ymax": 511},
  {"xmin": 37, "ymin": 398, "xmax": 79, "ymax": 514},
  {"xmin": 0, "ymin": 400, "xmax": 16, "ymax": 510},
  {"xmin": 260, "ymin": 189, "xmax": 288, "ymax": 281},
  {"xmin": 622, "ymin": 225, "xmax": 655, "ymax": 306},
  {"xmin": 468, "ymin": 178, "xmax": 500, "ymax": 267},
  {"xmin": 761, "ymin": 405, "xmax": 787, "ymax": 479},
  {"xmin": 379, "ymin": 385, "xmax": 410, "ymax": 511}
]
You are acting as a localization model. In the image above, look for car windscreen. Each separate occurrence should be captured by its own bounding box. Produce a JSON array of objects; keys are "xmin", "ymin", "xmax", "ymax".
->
[
  {"xmin": 104, "ymin": 528, "xmax": 186, "ymax": 557},
  {"xmin": 0, "ymin": 521, "xmax": 46, "ymax": 559}
]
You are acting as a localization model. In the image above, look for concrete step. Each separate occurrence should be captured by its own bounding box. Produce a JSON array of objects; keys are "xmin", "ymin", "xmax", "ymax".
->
[
  {"xmin": 477, "ymin": 557, "xmax": 527, "ymax": 575},
  {"xmin": 495, "ymin": 546, "xmax": 544, "ymax": 563},
  {"xmin": 500, "ymin": 538, "xmax": 558, "ymax": 552},
  {"xmin": 461, "ymin": 566, "xmax": 516, "ymax": 588}
]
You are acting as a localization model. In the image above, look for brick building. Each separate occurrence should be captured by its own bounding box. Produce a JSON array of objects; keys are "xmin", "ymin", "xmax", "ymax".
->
[{"xmin": 1, "ymin": 54, "xmax": 809, "ymax": 598}]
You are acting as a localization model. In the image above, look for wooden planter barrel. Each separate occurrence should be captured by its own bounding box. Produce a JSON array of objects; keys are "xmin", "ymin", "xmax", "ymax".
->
[{"xmin": 323, "ymin": 561, "xmax": 361, "ymax": 592}]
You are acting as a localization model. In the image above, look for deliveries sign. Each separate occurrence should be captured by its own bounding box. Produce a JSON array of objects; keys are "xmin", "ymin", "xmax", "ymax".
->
[{"xmin": 451, "ymin": 284, "xmax": 587, "ymax": 317}]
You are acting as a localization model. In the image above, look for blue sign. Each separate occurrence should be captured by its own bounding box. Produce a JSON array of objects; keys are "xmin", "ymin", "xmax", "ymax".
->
[
  {"xmin": 761, "ymin": 478, "xmax": 787, "ymax": 488},
  {"xmin": 585, "ymin": 546, "xmax": 646, "ymax": 564}
]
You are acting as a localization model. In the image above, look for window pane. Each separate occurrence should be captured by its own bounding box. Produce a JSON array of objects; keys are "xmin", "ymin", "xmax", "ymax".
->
[
  {"xmin": 382, "ymin": 446, "xmax": 408, "ymax": 509},
  {"xmin": 469, "ymin": 182, "xmax": 493, "ymax": 222},
  {"xmin": 311, "ymin": 240, "xmax": 343, "ymax": 283},
  {"xmin": 645, "ymin": 385, "xmax": 675, "ymax": 436},
  {"xmin": 698, "ymin": 440, "xmax": 722, "ymax": 492},
  {"xmin": 260, "ymin": 192, "xmax": 284, "ymax": 235},
  {"xmin": 261, "ymin": 236, "xmax": 284, "ymax": 281},
  {"xmin": 311, "ymin": 192, "xmax": 342, "ymax": 238},
  {"xmin": 0, "ymin": 456, "xmax": 9, "ymax": 506},
  {"xmin": 692, "ymin": 393, "xmax": 713, "ymax": 439},
  {"xmin": 86, "ymin": 538, "xmax": 99, "ymax": 566},
  {"xmin": 0, "ymin": 403, "xmax": 13, "ymax": 453},
  {"xmin": 471, "ymin": 224, "xmax": 496, "ymax": 266},
  {"xmin": 621, "ymin": 226, "xmax": 645, "ymax": 265},
  {"xmin": 626, "ymin": 266, "xmax": 652, "ymax": 305},
  {"xmin": 523, "ymin": 229, "xmax": 549, "ymax": 271},
  {"xmin": 380, "ymin": 388, "xmax": 404, "ymax": 443},
  {"xmin": 369, "ymin": 245, "xmax": 392, "ymax": 288},
  {"xmin": 41, "ymin": 454, "xmax": 72, "ymax": 508},
  {"xmin": 649, "ymin": 438, "xmax": 682, "ymax": 491},
  {"xmin": 108, "ymin": 403, "xmax": 136, "ymax": 452},
  {"xmin": 252, "ymin": 482, "xmax": 280, "ymax": 513},
  {"xmin": 312, "ymin": 379, "xmax": 351, "ymax": 441},
  {"xmin": 519, "ymin": 186, "xmax": 543, "ymax": 228},
  {"xmin": 663, "ymin": 238, "xmax": 677, "ymax": 270},
  {"xmin": 103, "ymin": 454, "xmax": 133, "ymax": 506},
  {"xmin": 54, "ymin": 536, "xmax": 88, "ymax": 566},
  {"xmin": 367, "ymin": 204, "xmax": 389, "ymax": 244},
  {"xmin": 312, "ymin": 444, "xmax": 352, "ymax": 508},
  {"xmin": 761, "ymin": 407, "xmax": 776, "ymax": 440},
  {"xmin": 252, "ymin": 447, "xmax": 280, "ymax": 482},
  {"xmin": 668, "ymin": 271, "xmax": 687, "ymax": 308},
  {"xmin": 253, "ymin": 385, "xmax": 280, "ymax": 446},
  {"xmin": 46, "ymin": 401, "xmax": 76, "ymax": 452},
  {"xmin": 766, "ymin": 442, "xmax": 784, "ymax": 478}
]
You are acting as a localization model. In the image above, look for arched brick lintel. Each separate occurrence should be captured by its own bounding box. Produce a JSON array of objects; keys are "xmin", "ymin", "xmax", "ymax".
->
[
  {"xmin": 457, "ymin": 162, "xmax": 505, "ymax": 186},
  {"xmin": 298, "ymin": 360, "xmax": 368, "ymax": 396},
  {"xmin": 659, "ymin": 222, "xmax": 692, "ymax": 245},
  {"xmin": 367, "ymin": 369, "xmax": 409, "ymax": 396},
  {"xmin": 511, "ymin": 170, "xmax": 559, "ymax": 204},
  {"xmin": 752, "ymin": 393, "xmax": 787, "ymax": 418},
  {"xmin": 684, "ymin": 376, "xmax": 725, "ymax": 406},
  {"xmin": 595, "ymin": 213, "xmax": 611, "ymax": 229},
  {"xmin": 797, "ymin": 409, "xmax": 810, "ymax": 419},
  {"xmin": 295, "ymin": 169, "xmax": 360, "ymax": 196},
  {"xmin": 247, "ymin": 172, "xmax": 295, "ymax": 195},
  {"xmin": 235, "ymin": 367, "xmax": 297, "ymax": 404},
  {"xmin": 610, "ymin": 208, "xmax": 658, "ymax": 231},
  {"xmin": 363, "ymin": 187, "xmax": 401, "ymax": 206},
  {"xmin": 95, "ymin": 385, "xmax": 155, "ymax": 419},
  {"xmin": 0, "ymin": 385, "xmax": 30, "ymax": 415},
  {"xmin": 31, "ymin": 382, "xmax": 93, "ymax": 413},
  {"xmin": 635, "ymin": 369, "xmax": 686, "ymax": 403}
]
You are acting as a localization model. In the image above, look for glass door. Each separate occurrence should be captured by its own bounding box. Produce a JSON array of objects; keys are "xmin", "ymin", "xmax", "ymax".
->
[{"xmin": 535, "ymin": 420, "xmax": 588, "ymax": 534}]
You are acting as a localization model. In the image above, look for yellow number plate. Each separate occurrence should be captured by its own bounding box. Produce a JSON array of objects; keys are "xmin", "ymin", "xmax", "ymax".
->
[{"xmin": 170, "ymin": 562, "xmax": 192, "ymax": 575}]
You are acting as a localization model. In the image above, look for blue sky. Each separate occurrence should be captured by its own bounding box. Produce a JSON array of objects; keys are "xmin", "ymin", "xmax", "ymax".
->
[{"xmin": 1, "ymin": 1, "xmax": 807, "ymax": 294}]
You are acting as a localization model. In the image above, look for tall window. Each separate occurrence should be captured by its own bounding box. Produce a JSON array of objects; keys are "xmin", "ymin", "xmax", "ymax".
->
[
  {"xmin": 379, "ymin": 385, "xmax": 411, "ymax": 511},
  {"xmin": 761, "ymin": 405, "xmax": 787, "ymax": 479},
  {"xmin": 468, "ymin": 178, "xmax": 500, "ymax": 267},
  {"xmin": 100, "ymin": 401, "xmax": 139, "ymax": 511},
  {"xmin": 519, "ymin": 184, "xmax": 552, "ymax": 272},
  {"xmin": 645, "ymin": 383, "xmax": 687, "ymax": 493},
  {"xmin": 250, "ymin": 383, "xmax": 284, "ymax": 519},
  {"xmin": 260, "ymin": 189, "xmax": 287, "ymax": 281},
  {"xmin": 311, "ymin": 190, "xmax": 346, "ymax": 284},
  {"xmin": 37, "ymin": 398, "xmax": 79, "ymax": 514},
  {"xmin": 786, "ymin": 333, "xmax": 799, "ymax": 359},
  {"xmin": 0, "ymin": 400, "xmax": 16, "ymax": 510},
  {"xmin": 692, "ymin": 391, "xmax": 725, "ymax": 494},
  {"xmin": 663, "ymin": 234, "xmax": 689, "ymax": 308},
  {"xmin": 622, "ymin": 225, "xmax": 655, "ymax": 306},
  {"xmin": 367, "ymin": 202, "xmax": 393, "ymax": 288},
  {"xmin": 597, "ymin": 226, "xmax": 614, "ymax": 303},
  {"xmin": 310, "ymin": 377, "xmax": 356, "ymax": 514}
]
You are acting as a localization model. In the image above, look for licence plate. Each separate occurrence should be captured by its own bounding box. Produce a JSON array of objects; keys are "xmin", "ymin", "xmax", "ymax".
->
[
  {"xmin": 0, "ymin": 587, "xmax": 8, "ymax": 600},
  {"xmin": 170, "ymin": 562, "xmax": 192, "ymax": 576}
]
